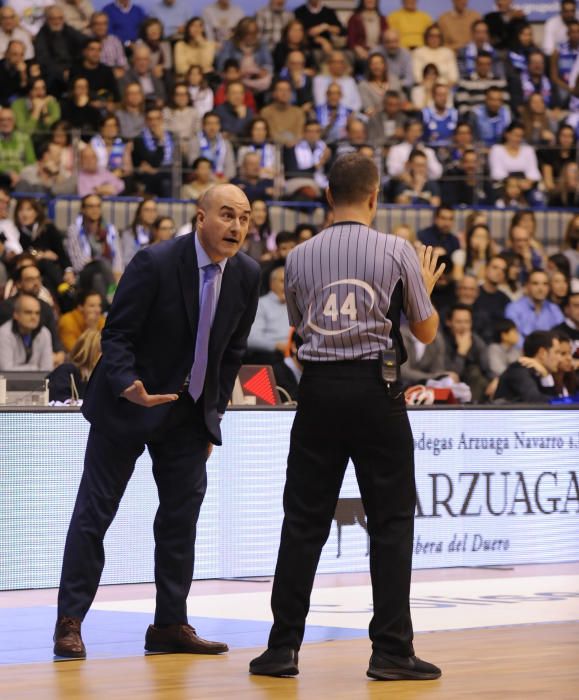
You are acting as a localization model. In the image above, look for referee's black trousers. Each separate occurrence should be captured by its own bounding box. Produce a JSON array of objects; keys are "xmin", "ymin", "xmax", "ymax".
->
[{"xmin": 268, "ymin": 361, "xmax": 416, "ymax": 657}]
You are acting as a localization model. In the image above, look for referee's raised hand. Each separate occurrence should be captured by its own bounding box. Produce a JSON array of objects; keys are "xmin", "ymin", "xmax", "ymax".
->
[{"xmin": 418, "ymin": 244, "xmax": 446, "ymax": 296}]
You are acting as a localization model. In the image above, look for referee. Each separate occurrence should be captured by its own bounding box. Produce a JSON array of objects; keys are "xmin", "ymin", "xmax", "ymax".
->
[{"xmin": 249, "ymin": 153, "xmax": 444, "ymax": 681}]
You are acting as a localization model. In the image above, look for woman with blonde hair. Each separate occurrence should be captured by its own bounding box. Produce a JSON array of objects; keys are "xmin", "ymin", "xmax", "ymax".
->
[{"xmin": 48, "ymin": 329, "xmax": 101, "ymax": 402}]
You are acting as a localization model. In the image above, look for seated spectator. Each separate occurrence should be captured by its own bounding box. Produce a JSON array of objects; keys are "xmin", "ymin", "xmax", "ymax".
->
[
  {"xmin": 241, "ymin": 198, "xmax": 275, "ymax": 260},
  {"xmin": 418, "ymin": 205, "xmax": 459, "ymax": 256},
  {"xmin": 232, "ymin": 151, "xmax": 274, "ymax": 201},
  {"xmin": 11, "ymin": 77, "xmax": 61, "ymax": 137},
  {"xmin": 512, "ymin": 50, "xmax": 554, "ymax": 111},
  {"xmin": 313, "ymin": 50, "xmax": 362, "ymax": 112},
  {"xmin": 499, "ymin": 251, "xmax": 525, "ymax": 301},
  {"xmin": 455, "ymin": 51, "xmax": 508, "ymax": 116},
  {"xmin": 272, "ymin": 19, "xmax": 316, "ymax": 74},
  {"xmin": 503, "ymin": 215, "xmax": 545, "ymax": 281},
  {"xmin": 391, "ymin": 149, "xmax": 441, "ymax": 207},
  {"xmin": 0, "ymin": 40, "xmax": 32, "ymax": 107},
  {"xmin": 421, "ymin": 83, "xmax": 458, "ymax": 146},
  {"xmin": 246, "ymin": 265, "xmax": 290, "ymax": 364},
  {"xmin": 347, "ymin": 0, "xmax": 388, "ymax": 67},
  {"xmin": 387, "ymin": 120, "xmax": 443, "ymax": 180},
  {"xmin": 66, "ymin": 194, "xmax": 122, "ymax": 298},
  {"xmin": 0, "ymin": 187, "xmax": 22, "ymax": 259},
  {"xmin": 181, "ymin": 156, "xmax": 215, "ymax": 200},
  {"xmin": 0, "ymin": 292, "xmax": 53, "ymax": 370},
  {"xmin": 358, "ymin": 52, "xmax": 402, "ymax": 118},
  {"xmin": 294, "ymin": 0, "xmax": 345, "ymax": 51},
  {"xmin": 494, "ymin": 330, "xmax": 561, "ymax": 402},
  {"xmin": 495, "ymin": 175, "xmax": 528, "ymax": 208},
  {"xmin": 505, "ymin": 22, "xmax": 537, "ymax": 81},
  {"xmin": 278, "ymin": 50, "xmax": 314, "ymax": 113},
  {"xmin": 520, "ymin": 93, "xmax": 556, "ymax": 148},
  {"xmin": 121, "ymin": 44, "xmax": 166, "ymax": 109},
  {"xmin": 261, "ymin": 78, "xmax": 305, "ymax": 146},
  {"xmin": 16, "ymin": 141, "xmax": 76, "ymax": 196},
  {"xmin": 470, "ymin": 86, "xmax": 511, "ymax": 146},
  {"xmin": 540, "ymin": 123, "xmax": 577, "ymax": 195},
  {"xmin": 135, "ymin": 18, "xmax": 172, "ymax": 79},
  {"xmin": 237, "ymin": 118, "xmax": 276, "ymax": 179},
  {"xmin": 60, "ymin": 77, "xmax": 101, "ymax": 139},
  {"xmin": 412, "ymin": 23, "xmax": 459, "ymax": 86},
  {"xmin": 56, "ymin": 0, "xmax": 94, "ymax": 33},
  {"xmin": 283, "ymin": 118, "xmax": 330, "ymax": 199},
  {"xmin": 88, "ymin": 11, "xmax": 128, "ymax": 80},
  {"xmin": 185, "ymin": 65, "xmax": 214, "ymax": 119},
  {"xmin": 315, "ymin": 83, "xmax": 352, "ymax": 145},
  {"xmin": 272, "ymin": 329, "xmax": 302, "ymax": 403},
  {"xmin": 543, "ymin": 0, "xmax": 578, "ymax": 55},
  {"xmin": 115, "ymin": 81, "xmax": 146, "ymax": 140},
  {"xmin": 332, "ymin": 117, "xmax": 368, "ymax": 160},
  {"xmin": 562, "ymin": 214, "xmax": 579, "ymax": 278},
  {"xmin": 484, "ymin": 0, "xmax": 527, "ymax": 51},
  {"xmin": 189, "ymin": 111, "xmax": 236, "ymax": 182},
  {"xmin": 102, "ymin": 0, "xmax": 147, "ymax": 45},
  {"xmin": 388, "ymin": 0, "xmax": 432, "ymax": 49},
  {"xmin": 548, "ymin": 161, "xmax": 579, "ymax": 207},
  {"xmin": 68, "ymin": 38, "xmax": 120, "ymax": 110},
  {"xmin": 549, "ymin": 269, "xmax": 570, "ymax": 309},
  {"xmin": 553, "ymin": 329, "xmax": 578, "ymax": 396},
  {"xmin": 256, "ymin": 0, "xmax": 293, "ymax": 53},
  {"xmin": 48, "ymin": 328, "xmax": 101, "ymax": 402},
  {"xmin": 474, "ymin": 254, "xmax": 510, "ymax": 325},
  {"xmin": 149, "ymin": 215, "xmax": 175, "ymax": 244},
  {"xmin": 506, "ymin": 269, "xmax": 565, "ymax": 344},
  {"xmin": 488, "ymin": 318, "xmax": 521, "ymax": 377},
  {"xmin": 367, "ymin": 89, "xmax": 405, "ymax": 148},
  {"xmin": 89, "ymin": 113, "xmax": 133, "ymax": 187},
  {"xmin": 150, "ymin": 0, "xmax": 190, "ymax": 40},
  {"xmin": 443, "ymin": 303, "xmax": 492, "ymax": 402},
  {"xmin": 58, "ymin": 289, "xmax": 104, "ymax": 352},
  {"xmin": 132, "ymin": 107, "xmax": 175, "ymax": 197},
  {"xmin": 550, "ymin": 19, "xmax": 579, "ymax": 106},
  {"xmin": 0, "ymin": 107, "xmax": 36, "ymax": 190},
  {"xmin": 214, "ymin": 59, "xmax": 257, "ymax": 111},
  {"xmin": 162, "ymin": 82, "xmax": 200, "ymax": 152},
  {"xmin": 33, "ymin": 5, "xmax": 85, "ymax": 94},
  {"xmin": 457, "ymin": 224, "xmax": 494, "ymax": 282},
  {"xmin": 457, "ymin": 20, "xmax": 500, "ymax": 79},
  {"xmin": 120, "ymin": 196, "xmax": 157, "ymax": 265},
  {"xmin": 438, "ymin": 0, "xmax": 481, "ymax": 51},
  {"xmin": 0, "ymin": 7, "xmax": 34, "ymax": 59},
  {"xmin": 215, "ymin": 81, "xmax": 255, "ymax": 140},
  {"xmin": 202, "ymin": 0, "xmax": 244, "ymax": 47},
  {"xmin": 217, "ymin": 17, "xmax": 273, "ymax": 101},
  {"xmin": 13, "ymin": 197, "xmax": 71, "ymax": 293},
  {"xmin": 442, "ymin": 147, "xmax": 491, "ymax": 206},
  {"xmin": 489, "ymin": 122, "xmax": 541, "ymax": 204},
  {"xmin": 295, "ymin": 223, "xmax": 317, "ymax": 243},
  {"xmin": 0, "ymin": 262, "xmax": 63, "ymax": 363},
  {"xmin": 260, "ymin": 231, "xmax": 297, "ymax": 292},
  {"xmin": 453, "ymin": 272, "xmax": 495, "ymax": 341},
  {"xmin": 410, "ymin": 62, "xmax": 447, "ymax": 110},
  {"xmin": 47, "ymin": 120, "xmax": 74, "ymax": 180},
  {"xmin": 400, "ymin": 323, "xmax": 458, "ymax": 386},
  {"xmin": 376, "ymin": 29, "xmax": 413, "ymax": 93},
  {"xmin": 77, "ymin": 146, "xmax": 124, "ymax": 197},
  {"xmin": 174, "ymin": 17, "xmax": 216, "ymax": 78},
  {"xmin": 552, "ymin": 291, "xmax": 579, "ymax": 356}
]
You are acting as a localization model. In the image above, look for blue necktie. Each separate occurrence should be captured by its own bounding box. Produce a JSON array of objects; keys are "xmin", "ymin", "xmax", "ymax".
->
[{"xmin": 189, "ymin": 263, "xmax": 220, "ymax": 401}]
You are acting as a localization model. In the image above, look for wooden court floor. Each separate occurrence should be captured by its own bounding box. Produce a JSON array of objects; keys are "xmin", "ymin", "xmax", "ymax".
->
[{"xmin": 1, "ymin": 622, "xmax": 577, "ymax": 700}]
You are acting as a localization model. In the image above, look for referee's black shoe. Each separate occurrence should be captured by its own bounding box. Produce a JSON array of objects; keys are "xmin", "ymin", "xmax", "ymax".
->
[
  {"xmin": 249, "ymin": 647, "xmax": 299, "ymax": 677},
  {"xmin": 367, "ymin": 652, "xmax": 442, "ymax": 681}
]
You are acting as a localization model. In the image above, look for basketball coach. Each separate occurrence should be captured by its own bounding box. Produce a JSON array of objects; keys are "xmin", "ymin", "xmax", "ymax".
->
[
  {"xmin": 54, "ymin": 184, "xmax": 260, "ymax": 659},
  {"xmin": 250, "ymin": 154, "xmax": 444, "ymax": 681}
]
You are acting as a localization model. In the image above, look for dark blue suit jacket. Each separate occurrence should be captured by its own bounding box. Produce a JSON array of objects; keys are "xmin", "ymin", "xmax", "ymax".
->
[{"xmin": 82, "ymin": 233, "xmax": 261, "ymax": 444}]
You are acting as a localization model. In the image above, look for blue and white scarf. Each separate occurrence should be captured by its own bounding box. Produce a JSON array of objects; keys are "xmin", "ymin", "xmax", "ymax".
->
[
  {"xmin": 247, "ymin": 143, "xmax": 276, "ymax": 170},
  {"xmin": 557, "ymin": 41, "xmax": 579, "ymax": 82},
  {"xmin": 92, "ymin": 134, "xmax": 126, "ymax": 171},
  {"xmin": 315, "ymin": 104, "xmax": 351, "ymax": 142},
  {"xmin": 521, "ymin": 72, "xmax": 552, "ymax": 106},
  {"xmin": 142, "ymin": 127, "xmax": 174, "ymax": 166},
  {"xmin": 461, "ymin": 41, "xmax": 495, "ymax": 76},
  {"xmin": 198, "ymin": 132, "xmax": 227, "ymax": 175},
  {"xmin": 75, "ymin": 214, "xmax": 118, "ymax": 265}
]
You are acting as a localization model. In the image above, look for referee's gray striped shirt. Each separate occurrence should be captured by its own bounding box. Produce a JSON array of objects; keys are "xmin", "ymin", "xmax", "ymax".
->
[{"xmin": 284, "ymin": 222, "xmax": 434, "ymax": 362}]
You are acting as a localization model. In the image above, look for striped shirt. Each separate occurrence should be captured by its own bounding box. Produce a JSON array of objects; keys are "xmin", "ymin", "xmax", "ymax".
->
[{"xmin": 285, "ymin": 223, "xmax": 433, "ymax": 362}]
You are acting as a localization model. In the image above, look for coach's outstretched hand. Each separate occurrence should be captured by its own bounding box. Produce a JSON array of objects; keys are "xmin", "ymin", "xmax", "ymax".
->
[
  {"xmin": 418, "ymin": 245, "xmax": 446, "ymax": 296},
  {"xmin": 121, "ymin": 380, "xmax": 179, "ymax": 407}
]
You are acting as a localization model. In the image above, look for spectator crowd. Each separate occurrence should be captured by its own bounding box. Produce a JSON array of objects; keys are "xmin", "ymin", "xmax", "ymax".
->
[{"xmin": 0, "ymin": 0, "xmax": 577, "ymax": 404}]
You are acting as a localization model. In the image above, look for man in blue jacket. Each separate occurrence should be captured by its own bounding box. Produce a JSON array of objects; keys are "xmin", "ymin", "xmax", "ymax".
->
[{"xmin": 54, "ymin": 184, "xmax": 260, "ymax": 659}]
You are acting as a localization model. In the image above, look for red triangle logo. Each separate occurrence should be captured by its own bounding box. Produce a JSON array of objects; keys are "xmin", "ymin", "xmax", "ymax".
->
[{"xmin": 243, "ymin": 367, "xmax": 276, "ymax": 405}]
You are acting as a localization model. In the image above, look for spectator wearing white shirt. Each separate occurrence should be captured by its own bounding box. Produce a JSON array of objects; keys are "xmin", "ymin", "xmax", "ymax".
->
[
  {"xmin": 488, "ymin": 121, "xmax": 541, "ymax": 194},
  {"xmin": 313, "ymin": 50, "xmax": 362, "ymax": 112},
  {"xmin": 0, "ymin": 292, "xmax": 53, "ymax": 371},
  {"xmin": 0, "ymin": 187, "xmax": 22, "ymax": 257},
  {"xmin": 386, "ymin": 120, "xmax": 443, "ymax": 180},
  {"xmin": 542, "ymin": 0, "xmax": 579, "ymax": 55},
  {"xmin": 0, "ymin": 6, "xmax": 34, "ymax": 59},
  {"xmin": 246, "ymin": 265, "xmax": 290, "ymax": 364},
  {"xmin": 6, "ymin": 0, "xmax": 53, "ymax": 36},
  {"xmin": 202, "ymin": 0, "xmax": 244, "ymax": 47}
]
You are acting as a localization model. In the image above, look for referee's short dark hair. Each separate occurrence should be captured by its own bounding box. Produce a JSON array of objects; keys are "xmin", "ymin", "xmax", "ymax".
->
[{"xmin": 328, "ymin": 152, "xmax": 379, "ymax": 205}]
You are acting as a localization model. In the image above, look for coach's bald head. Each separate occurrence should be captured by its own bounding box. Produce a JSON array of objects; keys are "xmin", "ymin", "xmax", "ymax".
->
[{"xmin": 196, "ymin": 184, "xmax": 251, "ymax": 262}]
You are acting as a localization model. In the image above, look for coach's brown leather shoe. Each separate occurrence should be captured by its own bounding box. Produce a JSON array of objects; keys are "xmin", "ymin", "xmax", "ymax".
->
[
  {"xmin": 144, "ymin": 624, "xmax": 228, "ymax": 654},
  {"xmin": 53, "ymin": 616, "xmax": 86, "ymax": 659}
]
